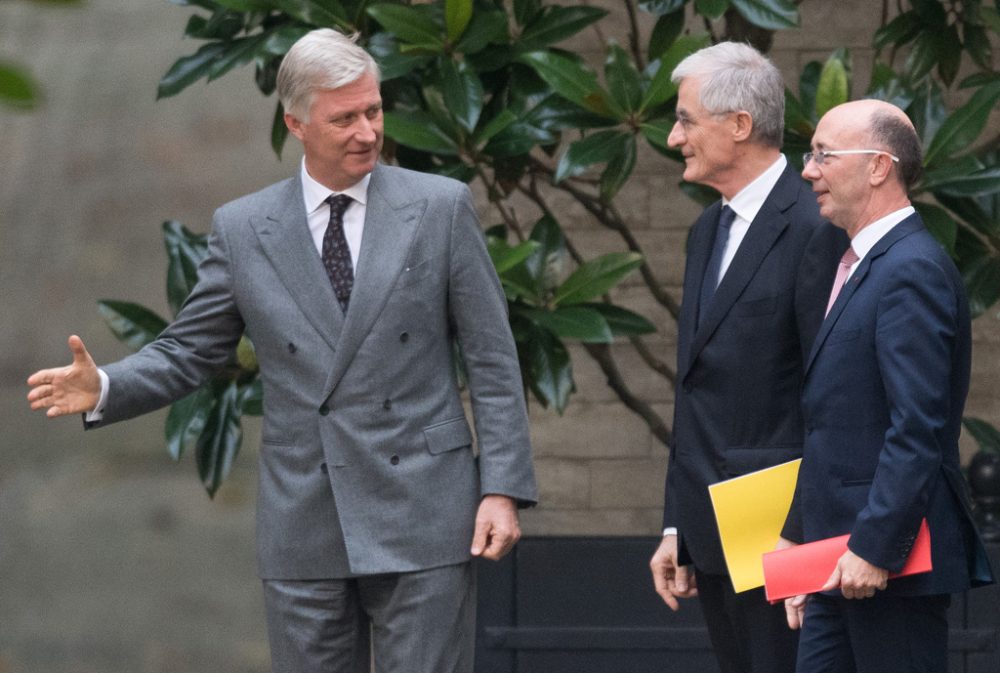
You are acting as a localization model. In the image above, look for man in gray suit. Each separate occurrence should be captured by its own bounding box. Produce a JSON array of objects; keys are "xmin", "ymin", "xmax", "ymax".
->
[{"xmin": 27, "ymin": 28, "xmax": 536, "ymax": 673}]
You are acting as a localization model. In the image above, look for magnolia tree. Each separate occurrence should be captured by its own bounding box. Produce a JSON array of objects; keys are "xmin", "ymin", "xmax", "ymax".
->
[{"xmin": 95, "ymin": 0, "xmax": 1000, "ymax": 495}]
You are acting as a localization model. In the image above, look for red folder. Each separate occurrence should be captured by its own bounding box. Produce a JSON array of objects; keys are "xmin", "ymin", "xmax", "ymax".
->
[{"xmin": 763, "ymin": 519, "xmax": 932, "ymax": 602}]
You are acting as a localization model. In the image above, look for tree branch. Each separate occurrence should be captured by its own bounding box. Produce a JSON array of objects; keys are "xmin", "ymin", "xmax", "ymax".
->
[{"xmin": 584, "ymin": 343, "xmax": 671, "ymax": 447}]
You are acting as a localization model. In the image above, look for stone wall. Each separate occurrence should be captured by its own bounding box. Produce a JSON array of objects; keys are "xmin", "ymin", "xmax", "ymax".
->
[{"xmin": 1, "ymin": 1, "xmax": 997, "ymax": 671}]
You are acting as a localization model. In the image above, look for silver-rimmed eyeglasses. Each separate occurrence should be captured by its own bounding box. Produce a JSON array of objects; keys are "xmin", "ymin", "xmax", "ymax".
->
[{"xmin": 803, "ymin": 149, "xmax": 900, "ymax": 166}]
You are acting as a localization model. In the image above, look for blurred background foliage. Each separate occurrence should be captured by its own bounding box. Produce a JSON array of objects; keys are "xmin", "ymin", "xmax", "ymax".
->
[{"xmin": 85, "ymin": 0, "xmax": 999, "ymax": 495}]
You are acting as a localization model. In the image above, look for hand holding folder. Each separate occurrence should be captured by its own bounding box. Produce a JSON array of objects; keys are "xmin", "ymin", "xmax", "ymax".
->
[{"xmin": 762, "ymin": 519, "xmax": 932, "ymax": 602}]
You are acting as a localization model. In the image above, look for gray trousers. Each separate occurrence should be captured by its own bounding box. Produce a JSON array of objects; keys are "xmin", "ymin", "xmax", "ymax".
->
[{"xmin": 262, "ymin": 562, "xmax": 476, "ymax": 673}]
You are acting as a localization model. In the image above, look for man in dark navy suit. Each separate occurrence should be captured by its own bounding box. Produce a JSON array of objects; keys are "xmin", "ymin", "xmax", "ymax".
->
[
  {"xmin": 784, "ymin": 99, "xmax": 994, "ymax": 673},
  {"xmin": 649, "ymin": 42, "xmax": 843, "ymax": 673}
]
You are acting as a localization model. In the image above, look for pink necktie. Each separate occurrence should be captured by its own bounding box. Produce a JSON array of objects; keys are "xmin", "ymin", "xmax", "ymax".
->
[{"xmin": 824, "ymin": 246, "xmax": 860, "ymax": 317}]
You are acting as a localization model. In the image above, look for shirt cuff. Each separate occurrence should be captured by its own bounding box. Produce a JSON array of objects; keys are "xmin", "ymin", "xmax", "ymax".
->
[
  {"xmin": 84, "ymin": 369, "xmax": 110, "ymax": 422},
  {"xmin": 662, "ymin": 527, "xmax": 678, "ymax": 537}
]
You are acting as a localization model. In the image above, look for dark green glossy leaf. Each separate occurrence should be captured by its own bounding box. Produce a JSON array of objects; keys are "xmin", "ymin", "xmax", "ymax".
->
[
  {"xmin": 0, "ymin": 61, "xmax": 37, "ymax": 110},
  {"xmin": 873, "ymin": 11, "xmax": 920, "ymax": 49},
  {"xmin": 936, "ymin": 25, "xmax": 962, "ymax": 87},
  {"xmin": 184, "ymin": 11, "xmax": 243, "ymax": 41},
  {"xmin": 581, "ymin": 302, "xmax": 657, "ymax": 336},
  {"xmin": 605, "ymin": 43, "xmax": 643, "ymax": 113},
  {"xmin": 518, "ymin": 51, "xmax": 616, "ymax": 118},
  {"xmin": 239, "ymin": 379, "xmax": 264, "ymax": 416},
  {"xmin": 366, "ymin": 3, "xmax": 444, "ymax": 49},
  {"xmin": 912, "ymin": 201, "xmax": 957, "ymax": 256},
  {"xmin": 600, "ymin": 133, "xmax": 637, "ymax": 201},
  {"xmin": 641, "ymin": 34, "xmax": 710, "ymax": 113},
  {"xmin": 455, "ymin": 11, "xmax": 510, "ymax": 57},
  {"xmin": 210, "ymin": 0, "xmax": 272, "ymax": 10},
  {"xmin": 476, "ymin": 109, "xmax": 518, "ymax": 145},
  {"xmin": 784, "ymin": 88, "xmax": 813, "ymax": 137},
  {"xmin": 158, "ymin": 42, "xmax": 228, "ymax": 99},
  {"xmin": 514, "ymin": 317, "xmax": 574, "ymax": 412},
  {"xmin": 444, "ymin": 0, "xmax": 473, "ymax": 43},
  {"xmin": 909, "ymin": 0, "xmax": 947, "ymax": 25},
  {"xmin": 798, "ymin": 61, "xmax": 822, "ymax": 123},
  {"xmin": 729, "ymin": 0, "xmax": 799, "ymax": 30},
  {"xmin": 430, "ymin": 161, "xmax": 476, "ymax": 183},
  {"xmin": 524, "ymin": 94, "xmax": 619, "ymax": 130},
  {"xmin": 936, "ymin": 193, "xmax": 999, "ymax": 238},
  {"xmin": 367, "ymin": 32, "xmax": 434, "ymax": 81},
  {"xmin": 524, "ymin": 214, "xmax": 568, "ymax": 297},
  {"xmin": 262, "ymin": 24, "xmax": 311, "ymax": 56},
  {"xmin": 383, "ymin": 110, "xmax": 460, "ymax": 155},
  {"xmin": 166, "ymin": 385, "xmax": 216, "ymax": 461},
  {"xmin": 484, "ymin": 121, "xmax": 556, "ymax": 157},
  {"xmin": 196, "ymin": 381, "xmax": 243, "ymax": 497},
  {"xmin": 962, "ymin": 24, "xmax": 993, "ymax": 71},
  {"xmin": 928, "ymin": 167, "xmax": 1000, "ymax": 198},
  {"xmin": 163, "ymin": 220, "xmax": 209, "ymax": 316},
  {"xmin": 926, "ymin": 81, "xmax": 1000, "ymax": 166},
  {"xmin": 516, "ymin": 6, "xmax": 607, "ymax": 53},
  {"xmin": 272, "ymin": 0, "xmax": 348, "ymax": 28},
  {"xmin": 982, "ymin": 6, "xmax": 1000, "ymax": 35},
  {"xmin": 555, "ymin": 130, "xmax": 632, "ymax": 183},
  {"xmin": 962, "ymin": 254, "xmax": 1000, "ymax": 318},
  {"xmin": 271, "ymin": 101, "xmax": 289, "ymax": 157},
  {"xmin": 640, "ymin": 117, "xmax": 673, "ymax": 149},
  {"xmin": 904, "ymin": 32, "xmax": 942, "ymax": 83},
  {"xmin": 959, "ymin": 71, "xmax": 1000, "ymax": 89},
  {"xmin": 906, "ymin": 82, "xmax": 946, "ymax": 149},
  {"xmin": 554, "ymin": 251, "xmax": 644, "ymax": 305},
  {"xmin": 487, "ymin": 238, "xmax": 541, "ymax": 274},
  {"xmin": 206, "ymin": 34, "xmax": 268, "ymax": 82},
  {"xmin": 647, "ymin": 10, "xmax": 686, "ymax": 61},
  {"xmin": 963, "ymin": 417, "xmax": 1000, "ymax": 453},
  {"xmin": 521, "ymin": 306, "xmax": 614, "ymax": 342},
  {"xmin": 441, "ymin": 59, "xmax": 483, "ymax": 132},
  {"xmin": 695, "ymin": 0, "xmax": 729, "ymax": 20},
  {"xmin": 815, "ymin": 50, "xmax": 850, "ymax": 119},
  {"xmin": 514, "ymin": 0, "xmax": 541, "ymax": 27},
  {"xmin": 97, "ymin": 301, "xmax": 169, "ymax": 352},
  {"xmin": 640, "ymin": 0, "xmax": 687, "ymax": 15}
]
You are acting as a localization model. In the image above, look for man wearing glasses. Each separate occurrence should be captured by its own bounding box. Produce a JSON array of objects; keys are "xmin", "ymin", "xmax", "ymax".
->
[
  {"xmin": 784, "ymin": 99, "xmax": 994, "ymax": 672},
  {"xmin": 649, "ymin": 42, "xmax": 844, "ymax": 673}
]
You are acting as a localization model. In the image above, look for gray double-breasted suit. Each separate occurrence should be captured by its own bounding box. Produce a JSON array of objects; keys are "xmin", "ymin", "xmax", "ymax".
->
[{"xmin": 93, "ymin": 162, "xmax": 537, "ymax": 580}]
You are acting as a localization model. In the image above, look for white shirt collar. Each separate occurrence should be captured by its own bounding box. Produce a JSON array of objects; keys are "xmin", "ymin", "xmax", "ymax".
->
[
  {"xmin": 850, "ymin": 205, "xmax": 916, "ymax": 263},
  {"xmin": 722, "ymin": 154, "xmax": 787, "ymax": 224},
  {"xmin": 300, "ymin": 158, "xmax": 371, "ymax": 216}
]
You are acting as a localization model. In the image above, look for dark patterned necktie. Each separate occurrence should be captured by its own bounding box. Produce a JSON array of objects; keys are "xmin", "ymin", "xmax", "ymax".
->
[
  {"xmin": 322, "ymin": 194, "xmax": 354, "ymax": 313},
  {"xmin": 697, "ymin": 205, "xmax": 736, "ymax": 328}
]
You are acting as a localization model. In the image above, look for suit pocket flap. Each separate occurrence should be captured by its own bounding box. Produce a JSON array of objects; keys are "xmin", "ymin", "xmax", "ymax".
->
[{"xmin": 423, "ymin": 417, "xmax": 473, "ymax": 454}]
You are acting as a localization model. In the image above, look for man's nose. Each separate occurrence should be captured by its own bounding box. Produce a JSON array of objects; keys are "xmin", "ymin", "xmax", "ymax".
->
[{"xmin": 666, "ymin": 121, "xmax": 683, "ymax": 148}]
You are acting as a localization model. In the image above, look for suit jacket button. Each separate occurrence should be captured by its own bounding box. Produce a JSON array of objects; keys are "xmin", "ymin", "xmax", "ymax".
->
[
  {"xmin": 320, "ymin": 463, "xmax": 328, "ymax": 474},
  {"xmin": 383, "ymin": 399, "xmax": 392, "ymax": 410},
  {"xmin": 400, "ymin": 332, "xmax": 409, "ymax": 342},
  {"xmin": 287, "ymin": 342, "xmax": 297, "ymax": 354},
  {"xmin": 390, "ymin": 455, "xmax": 400, "ymax": 465},
  {"xmin": 319, "ymin": 405, "xmax": 330, "ymax": 416}
]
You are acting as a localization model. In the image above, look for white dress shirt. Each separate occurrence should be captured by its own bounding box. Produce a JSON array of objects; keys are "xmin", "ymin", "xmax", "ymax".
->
[{"xmin": 88, "ymin": 161, "xmax": 372, "ymax": 421}]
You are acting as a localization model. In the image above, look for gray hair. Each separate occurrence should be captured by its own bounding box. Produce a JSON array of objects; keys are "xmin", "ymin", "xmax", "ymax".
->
[
  {"xmin": 277, "ymin": 28, "xmax": 381, "ymax": 121},
  {"xmin": 868, "ymin": 111, "xmax": 923, "ymax": 190},
  {"xmin": 671, "ymin": 42, "xmax": 785, "ymax": 148}
]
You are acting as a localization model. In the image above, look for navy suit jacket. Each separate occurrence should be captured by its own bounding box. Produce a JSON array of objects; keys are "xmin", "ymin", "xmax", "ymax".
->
[
  {"xmin": 793, "ymin": 212, "xmax": 994, "ymax": 595},
  {"xmin": 664, "ymin": 162, "xmax": 845, "ymax": 574}
]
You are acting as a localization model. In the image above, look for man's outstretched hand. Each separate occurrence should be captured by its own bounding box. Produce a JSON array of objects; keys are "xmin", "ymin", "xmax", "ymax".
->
[{"xmin": 27, "ymin": 335, "xmax": 100, "ymax": 418}]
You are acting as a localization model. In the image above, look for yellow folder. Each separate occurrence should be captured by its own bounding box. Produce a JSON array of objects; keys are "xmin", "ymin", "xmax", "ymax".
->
[{"xmin": 707, "ymin": 458, "xmax": 801, "ymax": 593}]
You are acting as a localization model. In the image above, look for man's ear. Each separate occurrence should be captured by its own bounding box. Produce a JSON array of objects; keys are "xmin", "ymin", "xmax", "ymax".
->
[
  {"xmin": 868, "ymin": 153, "xmax": 895, "ymax": 187},
  {"xmin": 285, "ymin": 112, "xmax": 305, "ymax": 142},
  {"xmin": 732, "ymin": 110, "xmax": 754, "ymax": 143}
]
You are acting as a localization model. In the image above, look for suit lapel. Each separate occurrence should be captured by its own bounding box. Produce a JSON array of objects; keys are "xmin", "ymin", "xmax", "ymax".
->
[
  {"xmin": 805, "ymin": 213, "xmax": 926, "ymax": 376},
  {"xmin": 680, "ymin": 165, "xmax": 798, "ymax": 381},
  {"xmin": 322, "ymin": 164, "xmax": 427, "ymax": 399},
  {"xmin": 676, "ymin": 204, "xmax": 720, "ymax": 376},
  {"xmin": 250, "ymin": 178, "xmax": 345, "ymax": 353}
]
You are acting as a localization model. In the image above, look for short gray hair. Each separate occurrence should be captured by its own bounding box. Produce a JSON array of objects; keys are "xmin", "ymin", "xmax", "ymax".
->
[
  {"xmin": 277, "ymin": 28, "xmax": 381, "ymax": 121},
  {"xmin": 671, "ymin": 42, "xmax": 785, "ymax": 148}
]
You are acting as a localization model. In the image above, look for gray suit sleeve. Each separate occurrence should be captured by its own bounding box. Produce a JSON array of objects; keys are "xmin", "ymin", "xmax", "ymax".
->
[
  {"xmin": 447, "ymin": 185, "xmax": 537, "ymax": 506},
  {"xmin": 97, "ymin": 214, "xmax": 246, "ymax": 425}
]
